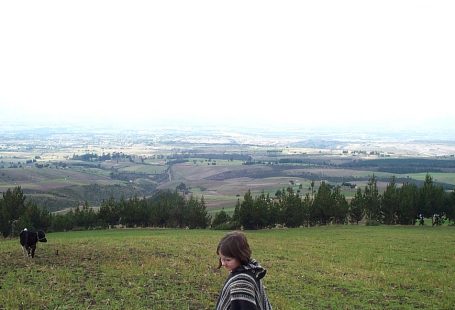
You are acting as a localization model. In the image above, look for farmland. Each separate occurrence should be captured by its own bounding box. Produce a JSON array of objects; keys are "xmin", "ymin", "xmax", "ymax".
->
[
  {"xmin": 2, "ymin": 126, "xmax": 455, "ymax": 213},
  {"xmin": 0, "ymin": 226, "xmax": 454, "ymax": 309}
]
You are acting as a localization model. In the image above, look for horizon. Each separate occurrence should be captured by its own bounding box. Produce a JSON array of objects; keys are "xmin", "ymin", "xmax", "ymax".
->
[{"xmin": 2, "ymin": 119, "xmax": 455, "ymax": 144}]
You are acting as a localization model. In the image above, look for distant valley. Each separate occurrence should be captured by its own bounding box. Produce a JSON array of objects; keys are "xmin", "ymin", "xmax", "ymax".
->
[{"xmin": 1, "ymin": 125, "xmax": 455, "ymax": 213}]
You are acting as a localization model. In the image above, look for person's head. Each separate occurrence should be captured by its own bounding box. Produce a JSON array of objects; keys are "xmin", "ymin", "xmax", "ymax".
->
[{"xmin": 216, "ymin": 231, "xmax": 251, "ymax": 271}]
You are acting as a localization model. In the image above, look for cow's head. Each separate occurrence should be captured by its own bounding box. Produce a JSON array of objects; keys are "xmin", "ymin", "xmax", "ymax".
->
[{"xmin": 37, "ymin": 230, "xmax": 47, "ymax": 243}]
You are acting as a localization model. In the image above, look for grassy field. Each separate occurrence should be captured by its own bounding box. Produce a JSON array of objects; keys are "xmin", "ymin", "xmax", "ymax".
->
[
  {"xmin": 404, "ymin": 172, "xmax": 455, "ymax": 186},
  {"xmin": 0, "ymin": 166, "xmax": 121, "ymax": 192},
  {"xmin": 1, "ymin": 226, "xmax": 454, "ymax": 309},
  {"xmin": 118, "ymin": 165, "xmax": 167, "ymax": 175}
]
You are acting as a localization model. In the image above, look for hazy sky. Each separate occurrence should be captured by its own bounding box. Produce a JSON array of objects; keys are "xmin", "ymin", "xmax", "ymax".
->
[{"xmin": 1, "ymin": 1, "xmax": 454, "ymax": 131}]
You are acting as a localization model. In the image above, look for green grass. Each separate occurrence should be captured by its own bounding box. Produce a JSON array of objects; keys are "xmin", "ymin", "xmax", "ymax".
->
[
  {"xmin": 1, "ymin": 227, "xmax": 454, "ymax": 309},
  {"xmin": 403, "ymin": 172, "xmax": 455, "ymax": 186},
  {"xmin": 119, "ymin": 164, "xmax": 168, "ymax": 174}
]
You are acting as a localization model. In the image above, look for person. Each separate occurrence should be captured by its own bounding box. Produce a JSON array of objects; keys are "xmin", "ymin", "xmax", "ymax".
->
[
  {"xmin": 432, "ymin": 213, "xmax": 439, "ymax": 226},
  {"xmin": 215, "ymin": 231, "xmax": 272, "ymax": 310},
  {"xmin": 418, "ymin": 213, "xmax": 424, "ymax": 226}
]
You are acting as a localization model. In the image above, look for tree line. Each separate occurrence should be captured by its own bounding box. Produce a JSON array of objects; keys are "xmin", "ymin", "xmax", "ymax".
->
[
  {"xmin": 1, "ymin": 173, "xmax": 455, "ymax": 237},
  {"xmin": 72, "ymin": 152, "xmax": 131, "ymax": 162},
  {"xmin": 0, "ymin": 188, "xmax": 210, "ymax": 237},
  {"xmin": 212, "ymin": 174, "xmax": 455, "ymax": 229}
]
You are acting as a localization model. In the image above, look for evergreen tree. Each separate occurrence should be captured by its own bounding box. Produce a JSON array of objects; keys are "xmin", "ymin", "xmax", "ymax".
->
[
  {"xmin": 331, "ymin": 186, "xmax": 348, "ymax": 224},
  {"xmin": 349, "ymin": 187, "xmax": 364, "ymax": 224},
  {"xmin": 282, "ymin": 187, "xmax": 304, "ymax": 227},
  {"xmin": 0, "ymin": 197, "xmax": 8, "ymax": 237},
  {"xmin": 446, "ymin": 190, "xmax": 455, "ymax": 223},
  {"xmin": 239, "ymin": 190, "xmax": 256, "ymax": 229},
  {"xmin": 0, "ymin": 186, "xmax": 27, "ymax": 237},
  {"xmin": 137, "ymin": 197, "xmax": 149, "ymax": 227},
  {"xmin": 17, "ymin": 201, "xmax": 51, "ymax": 232},
  {"xmin": 188, "ymin": 195, "xmax": 210, "ymax": 228},
  {"xmin": 99, "ymin": 196, "xmax": 120, "ymax": 227},
  {"xmin": 302, "ymin": 193, "xmax": 312, "ymax": 227},
  {"xmin": 253, "ymin": 191, "xmax": 270, "ymax": 229},
  {"xmin": 381, "ymin": 176, "xmax": 399, "ymax": 224},
  {"xmin": 364, "ymin": 175, "xmax": 382, "ymax": 223},
  {"xmin": 397, "ymin": 182, "xmax": 419, "ymax": 225},
  {"xmin": 50, "ymin": 212, "xmax": 74, "ymax": 232},
  {"xmin": 266, "ymin": 199, "xmax": 280, "ymax": 227},
  {"xmin": 172, "ymin": 192, "xmax": 187, "ymax": 228},
  {"xmin": 309, "ymin": 181, "xmax": 315, "ymax": 200},
  {"xmin": 148, "ymin": 191, "xmax": 172, "ymax": 227},
  {"xmin": 212, "ymin": 208, "xmax": 231, "ymax": 228},
  {"xmin": 122, "ymin": 196, "xmax": 142, "ymax": 227},
  {"xmin": 418, "ymin": 174, "xmax": 444, "ymax": 218},
  {"xmin": 231, "ymin": 198, "xmax": 241, "ymax": 227},
  {"xmin": 73, "ymin": 201, "xmax": 97, "ymax": 229},
  {"xmin": 312, "ymin": 182, "xmax": 333, "ymax": 225}
]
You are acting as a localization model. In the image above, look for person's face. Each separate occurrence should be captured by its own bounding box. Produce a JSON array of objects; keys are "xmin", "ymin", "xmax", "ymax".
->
[{"xmin": 219, "ymin": 253, "xmax": 240, "ymax": 272}]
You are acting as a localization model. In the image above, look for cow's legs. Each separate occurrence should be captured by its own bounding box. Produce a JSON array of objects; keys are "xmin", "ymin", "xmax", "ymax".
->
[{"xmin": 22, "ymin": 246, "xmax": 28, "ymax": 257}]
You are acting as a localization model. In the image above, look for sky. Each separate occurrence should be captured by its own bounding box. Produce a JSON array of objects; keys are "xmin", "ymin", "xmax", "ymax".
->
[{"xmin": 1, "ymin": 1, "xmax": 454, "ymax": 132}]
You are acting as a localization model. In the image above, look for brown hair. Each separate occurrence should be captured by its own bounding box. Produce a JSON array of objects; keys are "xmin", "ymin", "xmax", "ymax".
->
[{"xmin": 216, "ymin": 231, "xmax": 252, "ymax": 269}]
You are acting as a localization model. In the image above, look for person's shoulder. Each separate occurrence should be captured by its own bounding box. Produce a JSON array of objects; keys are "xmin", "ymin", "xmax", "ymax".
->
[
  {"xmin": 229, "ymin": 270, "xmax": 257, "ymax": 286},
  {"xmin": 227, "ymin": 272, "xmax": 257, "ymax": 295}
]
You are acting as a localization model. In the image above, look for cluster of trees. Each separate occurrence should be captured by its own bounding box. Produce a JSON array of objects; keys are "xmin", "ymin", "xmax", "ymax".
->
[
  {"xmin": 51, "ymin": 191, "xmax": 210, "ymax": 231},
  {"xmin": 340, "ymin": 158, "xmax": 455, "ymax": 174},
  {"xmin": 2, "ymin": 173, "xmax": 455, "ymax": 237},
  {"xmin": 72, "ymin": 152, "xmax": 131, "ymax": 162},
  {"xmin": 212, "ymin": 174, "xmax": 455, "ymax": 229},
  {"xmin": 0, "ymin": 187, "xmax": 210, "ymax": 237},
  {"xmin": 0, "ymin": 187, "xmax": 51, "ymax": 237}
]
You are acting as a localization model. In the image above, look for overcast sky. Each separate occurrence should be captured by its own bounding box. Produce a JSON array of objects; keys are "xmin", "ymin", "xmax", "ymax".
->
[{"xmin": 1, "ymin": 1, "xmax": 454, "ymax": 131}]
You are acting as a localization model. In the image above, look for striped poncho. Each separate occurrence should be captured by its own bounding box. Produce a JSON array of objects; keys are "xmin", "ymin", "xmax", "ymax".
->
[{"xmin": 215, "ymin": 259, "xmax": 272, "ymax": 310}]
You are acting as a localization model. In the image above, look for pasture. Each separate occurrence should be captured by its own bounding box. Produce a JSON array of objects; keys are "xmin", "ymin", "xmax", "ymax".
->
[
  {"xmin": 0, "ymin": 166, "xmax": 121, "ymax": 192},
  {"xmin": 1, "ymin": 226, "xmax": 454, "ymax": 309}
]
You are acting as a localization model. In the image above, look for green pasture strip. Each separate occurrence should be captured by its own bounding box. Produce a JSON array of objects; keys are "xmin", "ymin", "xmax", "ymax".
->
[
  {"xmin": 341, "ymin": 170, "xmax": 395, "ymax": 178},
  {"xmin": 69, "ymin": 167, "xmax": 113, "ymax": 178},
  {"xmin": 403, "ymin": 172, "xmax": 455, "ymax": 186},
  {"xmin": 1, "ymin": 227, "xmax": 454, "ymax": 309},
  {"xmin": 134, "ymin": 178, "xmax": 158, "ymax": 185},
  {"xmin": 184, "ymin": 187, "xmax": 228, "ymax": 198},
  {"xmin": 27, "ymin": 193, "xmax": 60, "ymax": 198},
  {"xmin": 143, "ymin": 159, "xmax": 167, "ymax": 165},
  {"xmin": 185, "ymin": 187, "xmax": 204, "ymax": 195},
  {"xmin": 187, "ymin": 192, "xmax": 235, "ymax": 202},
  {"xmin": 119, "ymin": 164, "xmax": 167, "ymax": 174},
  {"xmin": 0, "ymin": 181, "xmax": 72, "ymax": 191}
]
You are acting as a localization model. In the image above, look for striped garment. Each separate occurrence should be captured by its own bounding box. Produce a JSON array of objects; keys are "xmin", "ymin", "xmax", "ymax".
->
[{"xmin": 216, "ymin": 260, "xmax": 272, "ymax": 310}]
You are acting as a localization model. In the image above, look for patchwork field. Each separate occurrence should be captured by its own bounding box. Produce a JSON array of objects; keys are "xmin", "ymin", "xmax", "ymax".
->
[
  {"xmin": 3, "ymin": 157, "xmax": 455, "ymax": 213},
  {"xmin": 3, "ymin": 128, "xmax": 455, "ymax": 213},
  {"xmin": 156, "ymin": 162, "xmax": 421, "ymax": 210},
  {"xmin": 1, "ymin": 226, "xmax": 454, "ymax": 309}
]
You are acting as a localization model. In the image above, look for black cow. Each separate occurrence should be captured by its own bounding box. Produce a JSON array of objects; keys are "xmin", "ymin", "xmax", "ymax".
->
[{"xmin": 19, "ymin": 228, "xmax": 47, "ymax": 258}]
